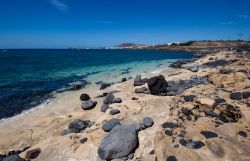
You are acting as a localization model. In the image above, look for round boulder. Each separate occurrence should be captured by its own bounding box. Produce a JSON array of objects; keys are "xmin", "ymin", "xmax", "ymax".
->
[
  {"xmin": 143, "ymin": 117, "xmax": 154, "ymax": 127},
  {"xmin": 102, "ymin": 118, "xmax": 120, "ymax": 132},
  {"xmin": 80, "ymin": 93, "xmax": 90, "ymax": 101},
  {"xmin": 81, "ymin": 100, "xmax": 97, "ymax": 110}
]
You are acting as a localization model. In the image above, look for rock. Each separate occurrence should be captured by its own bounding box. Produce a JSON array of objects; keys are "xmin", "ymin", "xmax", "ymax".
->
[
  {"xmin": 80, "ymin": 93, "xmax": 90, "ymax": 101},
  {"xmin": 103, "ymin": 93, "xmax": 115, "ymax": 104},
  {"xmin": 218, "ymin": 104, "xmax": 241, "ymax": 123},
  {"xmin": 102, "ymin": 118, "xmax": 121, "ymax": 132},
  {"xmin": 80, "ymin": 138, "xmax": 88, "ymax": 144},
  {"xmin": 61, "ymin": 119, "xmax": 93, "ymax": 135},
  {"xmin": 121, "ymin": 78, "xmax": 127, "ymax": 82},
  {"xmin": 81, "ymin": 100, "xmax": 97, "ymax": 110},
  {"xmin": 71, "ymin": 84, "xmax": 83, "ymax": 90},
  {"xmin": 220, "ymin": 69, "xmax": 233, "ymax": 74},
  {"xmin": 133, "ymin": 75, "xmax": 144, "ymax": 86},
  {"xmin": 166, "ymin": 156, "xmax": 178, "ymax": 161},
  {"xmin": 164, "ymin": 130, "xmax": 173, "ymax": 136},
  {"xmin": 113, "ymin": 98, "xmax": 122, "ymax": 103},
  {"xmin": 135, "ymin": 87, "xmax": 150, "ymax": 94},
  {"xmin": 200, "ymin": 131, "xmax": 218, "ymax": 139},
  {"xmin": 230, "ymin": 92, "xmax": 242, "ymax": 100},
  {"xmin": 188, "ymin": 141, "xmax": 205, "ymax": 149},
  {"xmin": 100, "ymin": 83, "xmax": 111, "ymax": 90},
  {"xmin": 25, "ymin": 148, "xmax": 41, "ymax": 160},
  {"xmin": 110, "ymin": 109, "xmax": 120, "ymax": 115},
  {"xmin": 203, "ymin": 59, "xmax": 230, "ymax": 67},
  {"xmin": 131, "ymin": 97, "xmax": 139, "ymax": 100},
  {"xmin": 209, "ymin": 57, "xmax": 214, "ymax": 60},
  {"xmin": 97, "ymin": 125, "xmax": 138, "ymax": 160},
  {"xmin": 242, "ymin": 92, "xmax": 250, "ymax": 99},
  {"xmin": 237, "ymin": 131, "xmax": 247, "ymax": 137},
  {"xmin": 183, "ymin": 95, "xmax": 196, "ymax": 102},
  {"xmin": 147, "ymin": 75, "xmax": 168, "ymax": 95},
  {"xmin": 2, "ymin": 155, "xmax": 26, "ymax": 161},
  {"xmin": 143, "ymin": 117, "xmax": 154, "ymax": 127},
  {"xmin": 188, "ymin": 66, "xmax": 199, "ymax": 72},
  {"xmin": 181, "ymin": 108, "xmax": 192, "ymax": 116},
  {"xmin": 101, "ymin": 104, "xmax": 109, "ymax": 112},
  {"xmin": 162, "ymin": 122, "xmax": 181, "ymax": 129},
  {"xmin": 128, "ymin": 153, "xmax": 134, "ymax": 159},
  {"xmin": 169, "ymin": 59, "xmax": 192, "ymax": 68}
]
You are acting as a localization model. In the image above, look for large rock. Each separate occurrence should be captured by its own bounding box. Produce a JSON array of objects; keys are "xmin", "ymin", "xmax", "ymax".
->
[
  {"xmin": 97, "ymin": 125, "xmax": 138, "ymax": 160},
  {"xmin": 133, "ymin": 75, "xmax": 144, "ymax": 86},
  {"xmin": 81, "ymin": 100, "xmax": 97, "ymax": 110},
  {"xmin": 2, "ymin": 155, "xmax": 26, "ymax": 161},
  {"xmin": 80, "ymin": 93, "xmax": 90, "ymax": 101},
  {"xmin": 146, "ymin": 75, "xmax": 168, "ymax": 95},
  {"xmin": 101, "ymin": 104, "xmax": 109, "ymax": 112},
  {"xmin": 102, "ymin": 118, "xmax": 120, "ymax": 132},
  {"xmin": 103, "ymin": 93, "xmax": 115, "ymax": 105}
]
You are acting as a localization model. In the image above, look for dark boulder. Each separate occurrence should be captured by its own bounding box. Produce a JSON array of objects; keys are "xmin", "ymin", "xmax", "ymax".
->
[
  {"xmin": 110, "ymin": 109, "xmax": 120, "ymax": 115},
  {"xmin": 166, "ymin": 156, "xmax": 178, "ymax": 161},
  {"xmin": 230, "ymin": 92, "xmax": 242, "ymax": 100},
  {"xmin": 113, "ymin": 98, "xmax": 122, "ymax": 103},
  {"xmin": 237, "ymin": 131, "xmax": 247, "ymax": 137},
  {"xmin": 101, "ymin": 104, "xmax": 109, "ymax": 112},
  {"xmin": 80, "ymin": 93, "xmax": 90, "ymax": 101},
  {"xmin": 121, "ymin": 78, "xmax": 127, "ymax": 82},
  {"xmin": 131, "ymin": 97, "xmax": 139, "ymax": 100},
  {"xmin": 162, "ymin": 122, "xmax": 181, "ymax": 129},
  {"xmin": 188, "ymin": 66, "xmax": 199, "ymax": 72},
  {"xmin": 200, "ymin": 131, "xmax": 218, "ymax": 139},
  {"xmin": 100, "ymin": 83, "xmax": 111, "ymax": 90},
  {"xmin": 135, "ymin": 87, "xmax": 150, "ymax": 94},
  {"xmin": 183, "ymin": 95, "xmax": 196, "ymax": 102},
  {"xmin": 102, "ymin": 118, "xmax": 121, "ymax": 132},
  {"xmin": 133, "ymin": 75, "xmax": 144, "ymax": 86},
  {"xmin": 181, "ymin": 108, "xmax": 192, "ymax": 116},
  {"xmin": 97, "ymin": 125, "xmax": 138, "ymax": 160},
  {"xmin": 103, "ymin": 93, "xmax": 114, "ymax": 105},
  {"xmin": 2, "ymin": 155, "xmax": 26, "ymax": 161},
  {"xmin": 146, "ymin": 75, "xmax": 168, "ymax": 95},
  {"xmin": 242, "ymin": 92, "xmax": 250, "ymax": 99},
  {"xmin": 61, "ymin": 119, "xmax": 93, "ymax": 135},
  {"xmin": 25, "ymin": 148, "xmax": 41, "ymax": 160},
  {"xmin": 81, "ymin": 100, "xmax": 97, "ymax": 110},
  {"xmin": 143, "ymin": 117, "xmax": 154, "ymax": 127}
]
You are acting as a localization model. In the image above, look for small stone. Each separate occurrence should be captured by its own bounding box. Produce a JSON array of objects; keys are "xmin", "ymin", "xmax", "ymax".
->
[
  {"xmin": 134, "ymin": 75, "xmax": 144, "ymax": 86},
  {"xmin": 25, "ymin": 148, "xmax": 41, "ymax": 159},
  {"xmin": 131, "ymin": 97, "xmax": 139, "ymax": 100},
  {"xmin": 166, "ymin": 156, "xmax": 178, "ymax": 161},
  {"xmin": 101, "ymin": 104, "xmax": 109, "ymax": 112},
  {"xmin": 188, "ymin": 141, "xmax": 205, "ymax": 149},
  {"xmin": 143, "ymin": 117, "xmax": 154, "ymax": 127},
  {"xmin": 230, "ymin": 92, "xmax": 242, "ymax": 100},
  {"xmin": 128, "ymin": 153, "xmax": 134, "ymax": 159},
  {"xmin": 179, "ymin": 139, "xmax": 187, "ymax": 146},
  {"xmin": 162, "ymin": 122, "xmax": 181, "ymax": 129},
  {"xmin": 200, "ymin": 131, "xmax": 218, "ymax": 139},
  {"xmin": 238, "ymin": 131, "xmax": 247, "ymax": 137},
  {"xmin": 103, "ymin": 93, "xmax": 115, "ymax": 104},
  {"xmin": 181, "ymin": 108, "xmax": 192, "ymax": 116},
  {"xmin": 121, "ymin": 78, "xmax": 127, "ymax": 82},
  {"xmin": 100, "ymin": 83, "xmax": 111, "ymax": 90},
  {"xmin": 102, "ymin": 118, "xmax": 120, "ymax": 132},
  {"xmin": 110, "ymin": 109, "xmax": 120, "ymax": 115},
  {"xmin": 135, "ymin": 87, "xmax": 150, "ymax": 94},
  {"xmin": 242, "ymin": 92, "xmax": 250, "ymax": 99},
  {"xmin": 186, "ymin": 115, "xmax": 192, "ymax": 121},
  {"xmin": 113, "ymin": 98, "xmax": 122, "ymax": 103},
  {"xmin": 165, "ymin": 130, "xmax": 173, "ymax": 136},
  {"xmin": 80, "ymin": 138, "xmax": 88, "ymax": 144},
  {"xmin": 81, "ymin": 100, "xmax": 97, "ymax": 110},
  {"xmin": 80, "ymin": 93, "xmax": 90, "ymax": 101},
  {"xmin": 183, "ymin": 95, "xmax": 196, "ymax": 102}
]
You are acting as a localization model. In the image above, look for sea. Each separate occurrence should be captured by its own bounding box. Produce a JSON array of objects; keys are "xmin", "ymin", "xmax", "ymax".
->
[{"xmin": 0, "ymin": 49, "xmax": 194, "ymax": 120}]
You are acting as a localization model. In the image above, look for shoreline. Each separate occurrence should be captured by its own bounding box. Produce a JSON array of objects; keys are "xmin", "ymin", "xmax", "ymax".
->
[{"xmin": 0, "ymin": 48, "xmax": 249, "ymax": 161}]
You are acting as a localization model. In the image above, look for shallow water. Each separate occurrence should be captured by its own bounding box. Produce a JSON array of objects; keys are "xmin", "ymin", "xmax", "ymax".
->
[{"xmin": 0, "ymin": 49, "xmax": 194, "ymax": 119}]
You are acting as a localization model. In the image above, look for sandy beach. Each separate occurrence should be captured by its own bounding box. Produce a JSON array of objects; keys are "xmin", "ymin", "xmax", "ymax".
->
[{"xmin": 0, "ymin": 49, "xmax": 250, "ymax": 161}]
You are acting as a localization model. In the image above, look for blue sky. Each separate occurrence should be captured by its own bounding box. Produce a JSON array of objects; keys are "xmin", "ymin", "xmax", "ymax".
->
[{"xmin": 0, "ymin": 0, "xmax": 250, "ymax": 48}]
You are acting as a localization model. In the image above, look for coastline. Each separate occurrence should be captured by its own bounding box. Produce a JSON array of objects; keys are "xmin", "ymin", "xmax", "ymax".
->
[{"xmin": 0, "ymin": 49, "xmax": 249, "ymax": 161}]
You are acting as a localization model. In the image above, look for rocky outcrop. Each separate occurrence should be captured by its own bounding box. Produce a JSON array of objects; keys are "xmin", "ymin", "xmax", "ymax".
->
[{"xmin": 146, "ymin": 75, "xmax": 168, "ymax": 95}]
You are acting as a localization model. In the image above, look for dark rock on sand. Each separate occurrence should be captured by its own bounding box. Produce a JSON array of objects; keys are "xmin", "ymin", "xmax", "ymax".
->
[
  {"xmin": 230, "ymin": 92, "xmax": 242, "ymax": 100},
  {"xmin": 131, "ymin": 97, "xmax": 139, "ymax": 100},
  {"xmin": 97, "ymin": 125, "xmax": 138, "ymax": 160},
  {"xmin": 103, "ymin": 93, "xmax": 115, "ymax": 104},
  {"xmin": 113, "ymin": 98, "xmax": 122, "ymax": 103},
  {"xmin": 183, "ymin": 95, "xmax": 196, "ymax": 102},
  {"xmin": 162, "ymin": 122, "xmax": 181, "ymax": 129},
  {"xmin": 100, "ymin": 83, "xmax": 111, "ymax": 90},
  {"xmin": 169, "ymin": 59, "xmax": 192, "ymax": 68},
  {"xmin": 80, "ymin": 138, "xmax": 88, "ymax": 144},
  {"xmin": 80, "ymin": 93, "xmax": 90, "ymax": 101},
  {"xmin": 135, "ymin": 87, "xmax": 150, "ymax": 94},
  {"xmin": 242, "ymin": 92, "xmax": 250, "ymax": 99},
  {"xmin": 143, "ymin": 117, "xmax": 154, "ymax": 127},
  {"xmin": 25, "ymin": 148, "xmax": 41, "ymax": 160},
  {"xmin": 61, "ymin": 119, "xmax": 93, "ymax": 135},
  {"xmin": 188, "ymin": 66, "xmax": 199, "ymax": 72},
  {"xmin": 220, "ymin": 69, "xmax": 233, "ymax": 74},
  {"xmin": 218, "ymin": 103, "xmax": 241, "ymax": 123},
  {"xmin": 166, "ymin": 156, "xmax": 178, "ymax": 161},
  {"xmin": 179, "ymin": 139, "xmax": 205, "ymax": 149},
  {"xmin": 181, "ymin": 108, "xmax": 192, "ymax": 116},
  {"xmin": 101, "ymin": 104, "xmax": 109, "ymax": 112},
  {"xmin": 110, "ymin": 109, "xmax": 120, "ymax": 115},
  {"xmin": 134, "ymin": 75, "xmax": 144, "ymax": 86},
  {"xmin": 81, "ymin": 100, "xmax": 97, "ymax": 110},
  {"xmin": 121, "ymin": 78, "xmax": 127, "ymax": 82},
  {"xmin": 102, "ymin": 118, "xmax": 121, "ymax": 132},
  {"xmin": 200, "ymin": 131, "xmax": 218, "ymax": 139},
  {"xmin": 2, "ymin": 155, "xmax": 26, "ymax": 161},
  {"xmin": 147, "ymin": 75, "xmax": 168, "ymax": 95},
  {"xmin": 165, "ymin": 130, "xmax": 173, "ymax": 136},
  {"xmin": 203, "ymin": 59, "xmax": 230, "ymax": 67},
  {"xmin": 237, "ymin": 131, "xmax": 247, "ymax": 137}
]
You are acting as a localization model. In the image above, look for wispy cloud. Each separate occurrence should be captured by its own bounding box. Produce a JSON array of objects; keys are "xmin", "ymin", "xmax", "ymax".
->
[
  {"xmin": 238, "ymin": 14, "xmax": 248, "ymax": 19},
  {"xmin": 51, "ymin": 0, "xmax": 69, "ymax": 11},
  {"xmin": 97, "ymin": 21, "xmax": 116, "ymax": 24},
  {"xmin": 220, "ymin": 21, "xmax": 235, "ymax": 25}
]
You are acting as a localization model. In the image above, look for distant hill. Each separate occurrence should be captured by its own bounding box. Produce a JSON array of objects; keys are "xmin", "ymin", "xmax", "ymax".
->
[{"xmin": 116, "ymin": 43, "xmax": 147, "ymax": 49}]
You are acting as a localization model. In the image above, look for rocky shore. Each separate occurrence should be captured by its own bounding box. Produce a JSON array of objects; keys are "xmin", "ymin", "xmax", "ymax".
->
[{"xmin": 0, "ymin": 48, "xmax": 249, "ymax": 161}]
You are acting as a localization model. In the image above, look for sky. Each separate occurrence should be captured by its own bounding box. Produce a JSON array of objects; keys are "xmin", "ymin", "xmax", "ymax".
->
[{"xmin": 0, "ymin": 0, "xmax": 250, "ymax": 48}]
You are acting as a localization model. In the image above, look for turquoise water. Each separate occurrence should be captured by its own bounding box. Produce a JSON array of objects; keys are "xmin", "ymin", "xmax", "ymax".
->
[{"xmin": 0, "ymin": 49, "xmax": 194, "ymax": 119}]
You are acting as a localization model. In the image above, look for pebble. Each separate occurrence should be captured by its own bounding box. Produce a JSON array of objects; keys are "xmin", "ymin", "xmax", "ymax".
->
[
  {"xmin": 230, "ymin": 92, "xmax": 242, "ymax": 100},
  {"xmin": 143, "ymin": 117, "xmax": 154, "ymax": 127},
  {"xmin": 165, "ymin": 130, "xmax": 173, "ymax": 136},
  {"xmin": 166, "ymin": 156, "xmax": 178, "ymax": 161},
  {"xmin": 110, "ymin": 109, "xmax": 120, "ymax": 115},
  {"xmin": 25, "ymin": 148, "xmax": 41, "ymax": 160},
  {"xmin": 80, "ymin": 93, "xmax": 90, "ymax": 101},
  {"xmin": 162, "ymin": 122, "xmax": 181, "ymax": 129},
  {"xmin": 102, "ymin": 118, "xmax": 121, "ymax": 132},
  {"xmin": 238, "ymin": 131, "xmax": 247, "ymax": 137},
  {"xmin": 80, "ymin": 138, "xmax": 88, "ymax": 144},
  {"xmin": 101, "ymin": 104, "xmax": 109, "ymax": 112},
  {"xmin": 200, "ymin": 131, "xmax": 218, "ymax": 139},
  {"xmin": 81, "ymin": 100, "xmax": 97, "ymax": 110},
  {"xmin": 113, "ymin": 98, "xmax": 122, "ymax": 103}
]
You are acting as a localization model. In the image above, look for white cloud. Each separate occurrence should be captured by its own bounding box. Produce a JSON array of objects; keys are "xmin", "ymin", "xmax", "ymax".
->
[
  {"xmin": 51, "ymin": 0, "xmax": 69, "ymax": 11},
  {"xmin": 238, "ymin": 14, "xmax": 248, "ymax": 19}
]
